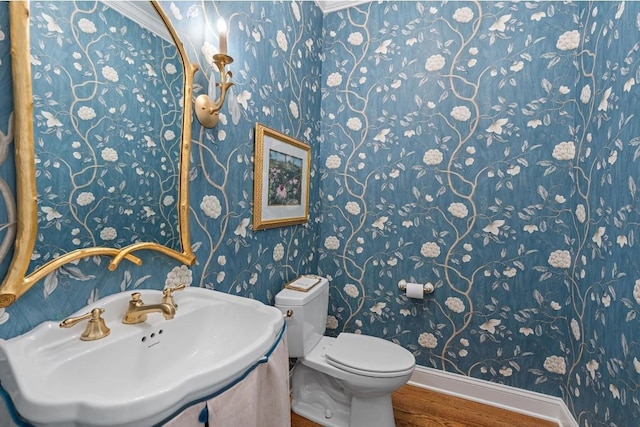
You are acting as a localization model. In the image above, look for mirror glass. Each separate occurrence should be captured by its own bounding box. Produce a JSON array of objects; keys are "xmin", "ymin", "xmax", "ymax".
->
[
  {"xmin": 0, "ymin": 0, "xmax": 195, "ymax": 306},
  {"xmin": 29, "ymin": 1, "xmax": 183, "ymax": 274}
]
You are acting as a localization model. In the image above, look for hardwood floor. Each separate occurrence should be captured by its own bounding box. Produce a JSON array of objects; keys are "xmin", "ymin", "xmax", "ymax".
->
[{"xmin": 290, "ymin": 384, "xmax": 558, "ymax": 427}]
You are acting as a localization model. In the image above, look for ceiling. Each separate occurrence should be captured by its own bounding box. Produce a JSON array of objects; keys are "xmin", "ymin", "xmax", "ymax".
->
[{"xmin": 315, "ymin": 0, "xmax": 371, "ymax": 13}]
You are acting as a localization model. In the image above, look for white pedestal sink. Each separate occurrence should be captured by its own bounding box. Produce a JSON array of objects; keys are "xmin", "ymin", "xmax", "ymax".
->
[{"xmin": 0, "ymin": 287, "xmax": 284, "ymax": 427}]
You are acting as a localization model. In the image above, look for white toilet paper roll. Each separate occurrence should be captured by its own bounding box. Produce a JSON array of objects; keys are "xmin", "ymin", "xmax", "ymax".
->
[{"xmin": 405, "ymin": 282, "xmax": 424, "ymax": 299}]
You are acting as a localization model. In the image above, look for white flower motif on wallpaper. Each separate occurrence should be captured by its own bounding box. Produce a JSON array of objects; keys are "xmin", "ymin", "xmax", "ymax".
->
[
  {"xmin": 348, "ymin": 32, "xmax": 363, "ymax": 46},
  {"xmin": 579, "ymin": 84, "xmax": 592, "ymax": 104},
  {"xmin": 165, "ymin": 265, "xmax": 193, "ymax": 288},
  {"xmin": 347, "ymin": 117, "xmax": 362, "ymax": 131},
  {"xmin": 77, "ymin": 18, "xmax": 96, "ymax": 33},
  {"xmin": 101, "ymin": 66, "xmax": 119, "ymax": 82},
  {"xmin": 326, "ymin": 72, "xmax": 342, "ymax": 87},
  {"xmin": 450, "ymin": 105, "xmax": 471, "ymax": 121},
  {"xmin": 201, "ymin": 195, "xmax": 222, "ymax": 219},
  {"xmin": 556, "ymin": 30, "xmax": 580, "ymax": 51},
  {"xmin": 372, "ymin": 216, "xmax": 388, "ymax": 230},
  {"xmin": 234, "ymin": 218, "xmax": 250, "ymax": 238},
  {"xmin": 552, "ymin": 141, "xmax": 576, "ymax": 160},
  {"xmin": 445, "ymin": 297, "xmax": 465, "ymax": 314},
  {"xmin": 486, "ymin": 118, "xmax": 509, "ymax": 135},
  {"xmin": 453, "ymin": 7, "xmax": 474, "ymax": 23},
  {"xmin": 482, "ymin": 220, "xmax": 504, "ymax": 236},
  {"xmin": 344, "ymin": 283, "xmax": 359, "ymax": 298},
  {"xmin": 420, "ymin": 242, "xmax": 440, "ymax": 258},
  {"xmin": 325, "ymin": 155, "xmax": 341, "ymax": 169},
  {"xmin": 425, "ymin": 54, "xmax": 446, "ymax": 72},
  {"xmin": 488, "ymin": 14, "xmax": 511, "ymax": 32},
  {"xmin": 99, "ymin": 227, "xmax": 117, "ymax": 241},
  {"xmin": 548, "ymin": 250, "xmax": 571, "ymax": 269},
  {"xmin": 42, "ymin": 111, "xmax": 62, "ymax": 127},
  {"xmin": 77, "ymin": 106, "xmax": 96, "ymax": 121},
  {"xmin": 273, "ymin": 243, "xmax": 285, "ymax": 262},
  {"xmin": 324, "ymin": 236, "xmax": 340, "ymax": 250},
  {"xmin": 276, "ymin": 30, "xmax": 288, "ymax": 51},
  {"xmin": 632, "ymin": 279, "xmax": 640, "ymax": 305},
  {"xmin": 327, "ymin": 315, "xmax": 338, "ymax": 330},
  {"xmin": 543, "ymin": 355, "xmax": 567, "ymax": 375},
  {"xmin": 418, "ymin": 332, "xmax": 438, "ymax": 349},
  {"xmin": 76, "ymin": 192, "xmax": 95, "ymax": 206},
  {"xmin": 101, "ymin": 148, "xmax": 119, "ymax": 162},
  {"xmin": 447, "ymin": 203, "xmax": 468, "ymax": 219},
  {"xmin": 479, "ymin": 319, "xmax": 501, "ymax": 334},
  {"xmin": 165, "ymin": 63, "xmax": 177, "ymax": 74},
  {"xmin": 423, "ymin": 149, "xmax": 443, "ymax": 166}
]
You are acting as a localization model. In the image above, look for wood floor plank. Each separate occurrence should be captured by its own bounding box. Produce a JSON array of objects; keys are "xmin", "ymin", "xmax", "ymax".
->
[{"xmin": 290, "ymin": 384, "xmax": 558, "ymax": 427}]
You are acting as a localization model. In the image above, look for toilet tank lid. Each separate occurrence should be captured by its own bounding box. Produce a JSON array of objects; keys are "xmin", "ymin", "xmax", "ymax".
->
[{"xmin": 276, "ymin": 276, "xmax": 328, "ymax": 306}]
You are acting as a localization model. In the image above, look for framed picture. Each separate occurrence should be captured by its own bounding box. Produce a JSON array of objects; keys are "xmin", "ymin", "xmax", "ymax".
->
[{"xmin": 253, "ymin": 123, "xmax": 311, "ymax": 230}]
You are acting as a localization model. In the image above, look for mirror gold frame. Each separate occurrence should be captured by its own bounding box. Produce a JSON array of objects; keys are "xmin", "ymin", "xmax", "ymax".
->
[{"xmin": 0, "ymin": 1, "xmax": 197, "ymax": 307}]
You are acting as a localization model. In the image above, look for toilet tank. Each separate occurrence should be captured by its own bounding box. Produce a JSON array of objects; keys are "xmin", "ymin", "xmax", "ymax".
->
[{"xmin": 275, "ymin": 276, "xmax": 329, "ymax": 358}]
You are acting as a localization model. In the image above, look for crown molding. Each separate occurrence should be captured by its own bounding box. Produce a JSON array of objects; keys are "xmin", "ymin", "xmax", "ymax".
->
[
  {"xmin": 102, "ymin": 1, "xmax": 172, "ymax": 42},
  {"xmin": 315, "ymin": 0, "xmax": 372, "ymax": 14}
]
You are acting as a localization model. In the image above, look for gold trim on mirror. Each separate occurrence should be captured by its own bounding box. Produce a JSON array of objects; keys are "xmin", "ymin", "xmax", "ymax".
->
[{"xmin": 0, "ymin": 1, "xmax": 197, "ymax": 307}]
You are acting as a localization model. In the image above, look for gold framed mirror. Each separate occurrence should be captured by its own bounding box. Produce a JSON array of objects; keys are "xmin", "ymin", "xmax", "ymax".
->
[{"xmin": 0, "ymin": 1, "xmax": 197, "ymax": 307}]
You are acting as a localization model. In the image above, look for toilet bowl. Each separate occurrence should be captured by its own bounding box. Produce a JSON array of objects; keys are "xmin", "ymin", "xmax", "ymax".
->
[{"xmin": 275, "ymin": 276, "xmax": 415, "ymax": 427}]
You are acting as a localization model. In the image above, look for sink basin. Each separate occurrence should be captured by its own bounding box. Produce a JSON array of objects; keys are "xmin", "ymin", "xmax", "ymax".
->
[{"xmin": 0, "ymin": 287, "xmax": 284, "ymax": 427}]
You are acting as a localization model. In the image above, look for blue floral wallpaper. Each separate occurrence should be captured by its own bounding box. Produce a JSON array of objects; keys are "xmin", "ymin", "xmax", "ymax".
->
[
  {"xmin": 2, "ymin": 0, "xmax": 640, "ymax": 425},
  {"xmin": 318, "ymin": 1, "xmax": 640, "ymax": 426}
]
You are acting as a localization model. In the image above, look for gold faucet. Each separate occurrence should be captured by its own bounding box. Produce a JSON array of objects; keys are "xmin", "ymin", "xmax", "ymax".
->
[
  {"xmin": 60, "ymin": 308, "xmax": 111, "ymax": 341},
  {"xmin": 162, "ymin": 284, "xmax": 186, "ymax": 309},
  {"xmin": 123, "ymin": 292, "xmax": 176, "ymax": 324}
]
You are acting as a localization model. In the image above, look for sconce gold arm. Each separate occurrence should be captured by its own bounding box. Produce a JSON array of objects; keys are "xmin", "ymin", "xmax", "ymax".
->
[{"xmin": 195, "ymin": 53, "xmax": 234, "ymax": 128}]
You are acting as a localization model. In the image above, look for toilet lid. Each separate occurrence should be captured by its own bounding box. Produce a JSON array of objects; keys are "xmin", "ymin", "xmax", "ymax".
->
[{"xmin": 325, "ymin": 333, "xmax": 415, "ymax": 376}]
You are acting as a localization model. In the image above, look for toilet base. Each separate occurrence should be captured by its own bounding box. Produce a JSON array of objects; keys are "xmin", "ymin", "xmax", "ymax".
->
[
  {"xmin": 350, "ymin": 394, "xmax": 395, "ymax": 426},
  {"xmin": 292, "ymin": 400, "xmax": 350, "ymax": 427},
  {"xmin": 291, "ymin": 362, "xmax": 397, "ymax": 427}
]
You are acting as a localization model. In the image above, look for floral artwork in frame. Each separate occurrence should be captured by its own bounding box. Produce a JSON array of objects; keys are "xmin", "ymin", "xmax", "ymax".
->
[{"xmin": 253, "ymin": 123, "xmax": 310, "ymax": 230}]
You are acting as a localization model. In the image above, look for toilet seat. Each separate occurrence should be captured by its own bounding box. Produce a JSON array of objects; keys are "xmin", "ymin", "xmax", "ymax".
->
[{"xmin": 325, "ymin": 333, "xmax": 415, "ymax": 378}]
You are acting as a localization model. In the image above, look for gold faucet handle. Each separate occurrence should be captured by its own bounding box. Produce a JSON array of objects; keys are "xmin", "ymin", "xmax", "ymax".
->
[
  {"xmin": 162, "ymin": 284, "xmax": 186, "ymax": 308},
  {"xmin": 60, "ymin": 308, "xmax": 111, "ymax": 341},
  {"xmin": 130, "ymin": 292, "xmax": 143, "ymax": 305}
]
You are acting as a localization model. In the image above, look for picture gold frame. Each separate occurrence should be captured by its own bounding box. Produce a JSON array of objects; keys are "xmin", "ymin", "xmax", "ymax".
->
[{"xmin": 253, "ymin": 123, "xmax": 310, "ymax": 230}]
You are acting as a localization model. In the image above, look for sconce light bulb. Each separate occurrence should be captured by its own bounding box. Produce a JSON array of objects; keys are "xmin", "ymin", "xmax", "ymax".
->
[
  {"xmin": 217, "ymin": 18, "xmax": 227, "ymax": 34},
  {"xmin": 194, "ymin": 17, "xmax": 234, "ymax": 129},
  {"xmin": 208, "ymin": 71, "xmax": 216, "ymax": 98},
  {"xmin": 217, "ymin": 18, "xmax": 227, "ymax": 55}
]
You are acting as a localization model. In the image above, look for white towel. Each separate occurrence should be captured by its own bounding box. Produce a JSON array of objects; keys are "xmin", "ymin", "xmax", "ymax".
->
[{"xmin": 163, "ymin": 336, "xmax": 290, "ymax": 427}]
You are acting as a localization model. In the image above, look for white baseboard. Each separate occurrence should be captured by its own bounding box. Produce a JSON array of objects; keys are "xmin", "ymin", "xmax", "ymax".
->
[{"xmin": 409, "ymin": 366, "xmax": 578, "ymax": 427}]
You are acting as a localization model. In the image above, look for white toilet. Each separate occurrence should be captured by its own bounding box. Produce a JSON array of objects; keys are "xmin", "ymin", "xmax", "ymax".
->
[{"xmin": 275, "ymin": 276, "xmax": 415, "ymax": 427}]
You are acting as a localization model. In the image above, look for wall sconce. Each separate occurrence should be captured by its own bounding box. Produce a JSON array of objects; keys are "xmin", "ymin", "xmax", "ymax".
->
[{"xmin": 195, "ymin": 18, "xmax": 233, "ymax": 129}]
